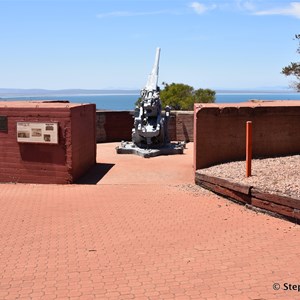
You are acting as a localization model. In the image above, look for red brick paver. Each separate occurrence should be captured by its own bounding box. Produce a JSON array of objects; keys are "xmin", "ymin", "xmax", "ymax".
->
[{"xmin": 0, "ymin": 143, "xmax": 299, "ymax": 299}]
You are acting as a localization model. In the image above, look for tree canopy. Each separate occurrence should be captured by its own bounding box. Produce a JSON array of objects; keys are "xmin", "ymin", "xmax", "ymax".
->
[
  {"xmin": 135, "ymin": 83, "xmax": 215, "ymax": 110},
  {"xmin": 160, "ymin": 82, "xmax": 215, "ymax": 110},
  {"xmin": 282, "ymin": 34, "xmax": 300, "ymax": 92}
]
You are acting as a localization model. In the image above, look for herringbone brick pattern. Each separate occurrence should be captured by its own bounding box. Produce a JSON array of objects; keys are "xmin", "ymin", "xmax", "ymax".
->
[{"xmin": 0, "ymin": 143, "xmax": 299, "ymax": 299}]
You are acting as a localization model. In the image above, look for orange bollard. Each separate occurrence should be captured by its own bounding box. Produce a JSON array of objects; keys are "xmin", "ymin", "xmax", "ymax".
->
[{"xmin": 246, "ymin": 121, "xmax": 252, "ymax": 177}]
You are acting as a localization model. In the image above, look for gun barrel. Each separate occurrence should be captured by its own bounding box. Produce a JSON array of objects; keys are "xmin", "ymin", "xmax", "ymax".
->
[
  {"xmin": 145, "ymin": 47, "xmax": 161, "ymax": 91},
  {"xmin": 151, "ymin": 47, "xmax": 160, "ymax": 77}
]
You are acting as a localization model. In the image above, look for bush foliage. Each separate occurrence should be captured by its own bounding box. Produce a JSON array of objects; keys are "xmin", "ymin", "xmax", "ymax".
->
[{"xmin": 136, "ymin": 82, "xmax": 215, "ymax": 110}]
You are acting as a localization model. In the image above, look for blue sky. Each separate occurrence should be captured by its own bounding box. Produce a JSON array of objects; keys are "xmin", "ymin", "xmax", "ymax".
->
[{"xmin": 0, "ymin": 0, "xmax": 299, "ymax": 90}]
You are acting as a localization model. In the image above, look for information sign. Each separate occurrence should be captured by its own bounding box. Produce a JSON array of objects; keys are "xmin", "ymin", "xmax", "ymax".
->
[{"xmin": 17, "ymin": 122, "xmax": 59, "ymax": 144}]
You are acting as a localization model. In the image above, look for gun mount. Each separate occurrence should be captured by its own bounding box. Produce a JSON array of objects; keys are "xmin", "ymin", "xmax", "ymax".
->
[
  {"xmin": 116, "ymin": 48, "xmax": 185, "ymax": 158},
  {"xmin": 132, "ymin": 48, "xmax": 168, "ymax": 148}
]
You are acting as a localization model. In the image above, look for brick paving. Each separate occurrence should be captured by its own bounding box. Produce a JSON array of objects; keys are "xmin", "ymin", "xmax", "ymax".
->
[{"xmin": 0, "ymin": 143, "xmax": 299, "ymax": 300}]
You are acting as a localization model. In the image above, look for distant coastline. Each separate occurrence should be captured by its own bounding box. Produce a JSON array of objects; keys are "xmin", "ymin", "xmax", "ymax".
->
[
  {"xmin": 1, "ymin": 93, "xmax": 300, "ymax": 111},
  {"xmin": 0, "ymin": 87, "xmax": 297, "ymax": 98},
  {"xmin": 216, "ymin": 90, "xmax": 297, "ymax": 94},
  {"xmin": 0, "ymin": 88, "xmax": 140, "ymax": 98}
]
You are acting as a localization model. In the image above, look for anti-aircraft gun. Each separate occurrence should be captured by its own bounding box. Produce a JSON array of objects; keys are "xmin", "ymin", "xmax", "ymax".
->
[
  {"xmin": 116, "ymin": 48, "xmax": 184, "ymax": 158},
  {"xmin": 132, "ymin": 47, "xmax": 170, "ymax": 148}
]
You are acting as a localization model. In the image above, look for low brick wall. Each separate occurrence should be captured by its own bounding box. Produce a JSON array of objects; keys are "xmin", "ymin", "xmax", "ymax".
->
[
  {"xmin": 175, "ymin": 111, "xmax": 194, "ymax": 142},
  {"xmin": 194, "ymin": 101, "xmax": 300, "ymax": 170},
  {"xmin": 0, "ymin": 101, "xmax": 96, "ymax": 184},
  {"xmin": 194, "ymin": 100, "xmax": 300, "ymax": 222},
  {"xmin": 96, "ymin": 111, "xmax": 133, "ymax": 143},
  {"xmin": 96, "ymin": 110, "xmax": 194, "ymax": 143}
]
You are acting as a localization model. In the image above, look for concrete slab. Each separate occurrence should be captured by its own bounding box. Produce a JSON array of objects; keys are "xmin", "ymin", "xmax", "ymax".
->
[
  {"xmin": 0, "ymin": 142, "xmax": 299, "ymax": 300},
  {"xmin": 78, "ymin": 142, "xmax": 194, "ymax": 185},
  {"xmin": 115, "ymin": 141, "xmax": 185, "ymax": 158}
]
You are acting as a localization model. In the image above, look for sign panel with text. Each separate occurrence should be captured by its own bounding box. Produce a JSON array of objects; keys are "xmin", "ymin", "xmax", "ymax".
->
[{"xmin": 17, "ymin": 122, "xmax": 59, "ymax": 144}]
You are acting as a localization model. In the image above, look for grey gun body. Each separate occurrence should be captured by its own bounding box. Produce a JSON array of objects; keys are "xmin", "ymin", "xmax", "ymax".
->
[
  {"xmin": 132, "ymin": 48, "xmax": 169, "ymax": 147},
  {"xmin": 116, "ymin": 48, "xmax": 185, "ymax": 157}
]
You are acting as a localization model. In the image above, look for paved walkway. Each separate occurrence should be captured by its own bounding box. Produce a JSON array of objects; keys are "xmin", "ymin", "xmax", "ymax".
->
[{"xmin": 0, "ymin": 143, "xmax": 299, "ymax": 300}]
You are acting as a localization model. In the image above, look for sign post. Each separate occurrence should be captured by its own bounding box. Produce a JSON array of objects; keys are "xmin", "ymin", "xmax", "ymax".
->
[{"xmin": 246, "ymin": 121, "xmax": 252, "ymax": 177}]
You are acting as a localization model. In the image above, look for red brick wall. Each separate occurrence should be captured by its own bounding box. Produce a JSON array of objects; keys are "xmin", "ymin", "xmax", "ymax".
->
[
  {"xmin": 96, "ymin": 111, "xmax": 133, "ymax": 142},
  {"xmin": 194, "ymin": 102, "xmax": 300, "ymax": 170},
  {"xmin": 167, "ymin": 113, "xmax": 176, "ymax": 141},
  {"xmin": 175, "ymin": 111, "xmax": 194, "ymax": 142},
  {"xmin": 0, "ymin": 102, "xmax": 96, "ymax": 184},
  {"xmin": 71, "ymin": 105, "xmax": 96, "ymax": 181},
  {"xmin": 96, "ymin": 110, "xmax": 194, "ymax": 143}
]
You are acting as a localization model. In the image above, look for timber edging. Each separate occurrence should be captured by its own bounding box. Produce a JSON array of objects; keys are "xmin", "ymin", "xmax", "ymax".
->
[{"xmin": 195, "ymin": 171, "xmax": 300, "ymax": 223}]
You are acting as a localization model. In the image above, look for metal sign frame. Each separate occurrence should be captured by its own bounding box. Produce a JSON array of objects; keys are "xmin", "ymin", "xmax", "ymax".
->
[
  {"xmin": 17, "ymin": 122, "xmax": 59, "ymax": 144},
  {"xmin": 0, "ymin": 116, "xmax": 8, "ymax": 132}
]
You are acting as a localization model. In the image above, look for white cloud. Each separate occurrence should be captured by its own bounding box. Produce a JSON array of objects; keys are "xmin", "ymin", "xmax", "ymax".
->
[
  {"xmin": 98, "ymin": 2, "xmax": 300, "ymax": 19},
  {"xmin": 97, "ymin": 10, "xmax": 178, "ymax": 18},
  {"xmin": 254, "ymin": 2, "xmax": 300, "ymax": 18},
  {"xmin": 243, "ymin": 1, "xmax": 256, "ymax": 11},
  {"xmin": 190, "ymin": 2, "xmax": 217, "ymax": 15},
  {"xmin": 190, "ymin": 2, "xmax": 207, "ymax": 14},
  {"xmin": 233, "ymin": 0, "xmax": 257, "ymax": 12}
]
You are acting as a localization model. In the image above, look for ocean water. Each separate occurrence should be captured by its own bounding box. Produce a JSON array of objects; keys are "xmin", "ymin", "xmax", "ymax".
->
[
  {"xmin": 2, "ymin": 93, "xmax": 300, "ymax": 110},
  {"xmin": 2, "ymin": 95, "xmax": 139, "ymax": 111}
]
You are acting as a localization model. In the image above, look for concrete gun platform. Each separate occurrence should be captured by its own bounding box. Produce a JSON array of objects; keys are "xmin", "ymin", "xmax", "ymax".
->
[{"xmin": 0, "ymin": 143, "xmax": 299, "ymax": 300}]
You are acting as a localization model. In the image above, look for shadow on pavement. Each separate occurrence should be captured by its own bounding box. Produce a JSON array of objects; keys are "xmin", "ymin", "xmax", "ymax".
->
[{"xmin": 75, "ymin": 163, "xmax": 115, "ymax": 185}]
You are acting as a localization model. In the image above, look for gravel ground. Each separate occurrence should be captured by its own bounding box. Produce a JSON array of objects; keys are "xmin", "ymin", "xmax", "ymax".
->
[
  {"xmin": 199, "ymin": 155, "xmax": 300, "ymax": 199},
  {"xmin": 174, "ymin": 183, "xmax": 218, "ymax": 197}
]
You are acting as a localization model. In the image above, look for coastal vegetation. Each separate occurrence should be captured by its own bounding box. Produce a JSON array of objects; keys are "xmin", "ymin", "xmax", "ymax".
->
[
  {"xmin": 136, "ymin": 82, "xmax": 216, "ymax": 110},
  {"xmin": 160, "ymin": 82, "xmax": 215, "ymax": 110},
  {"xmin": 282, "ymin": 34, "xmax": 300, "ymax": 92}
]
